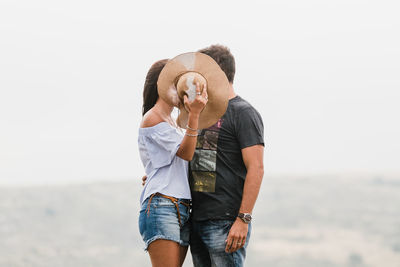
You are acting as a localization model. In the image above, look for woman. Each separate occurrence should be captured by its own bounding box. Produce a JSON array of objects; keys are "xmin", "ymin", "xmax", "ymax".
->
[{"xmin": 138, "ymin": 59, "xmax": 208, "ymax": 267}]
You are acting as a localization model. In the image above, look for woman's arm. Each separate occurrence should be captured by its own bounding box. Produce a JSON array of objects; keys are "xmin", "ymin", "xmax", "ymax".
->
[
  {"xmin": 176, "ymin": 83, "xmax": 207, "ymax": 161},
  {"xmin": 176, "ymin": 113, "xmax": 200, "ymax": 161}
]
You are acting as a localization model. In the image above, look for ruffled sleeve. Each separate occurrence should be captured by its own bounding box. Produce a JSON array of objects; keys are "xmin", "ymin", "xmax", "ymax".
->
[{"xmin": 144, "ymin": 126, "xmax": 184, "ymax": 169}]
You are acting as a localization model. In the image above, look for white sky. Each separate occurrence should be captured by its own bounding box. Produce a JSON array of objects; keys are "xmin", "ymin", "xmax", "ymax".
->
[{"xmin": 1, "ymin": 0, "xmax": 399, "ymax": 185}]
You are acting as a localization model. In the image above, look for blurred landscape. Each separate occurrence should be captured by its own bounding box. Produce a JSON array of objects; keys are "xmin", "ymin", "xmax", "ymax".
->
[
  {"xmin": 1, "ymin": 1, "xmax": 399, "ymax": 266},
  {"xmin": 1, "ymin": 174, "xmax": 399, "ymax": 267}
]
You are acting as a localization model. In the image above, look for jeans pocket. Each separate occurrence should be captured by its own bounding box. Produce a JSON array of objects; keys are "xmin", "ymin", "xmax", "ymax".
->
[{"xmin": 207, "ymin": 219, "xmax": 234, "ymax": 228}]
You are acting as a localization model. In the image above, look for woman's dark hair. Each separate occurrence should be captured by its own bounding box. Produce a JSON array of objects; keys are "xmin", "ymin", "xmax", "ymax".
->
[{"xmin": 142, "ymin": 59, "xmax": 168, "ymax": 116}]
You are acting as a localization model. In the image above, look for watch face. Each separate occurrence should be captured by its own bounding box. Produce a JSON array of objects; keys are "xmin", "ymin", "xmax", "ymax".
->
[
  {"xmin": 239, "ymin": 213, "xmax": 252, "ymax": 223},
  {"xmin": 244, "ymin": 214, "xmax": 252, "ymax": 222}
]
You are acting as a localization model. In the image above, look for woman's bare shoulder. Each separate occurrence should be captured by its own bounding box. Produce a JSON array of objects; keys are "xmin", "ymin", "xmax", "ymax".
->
[{"xmin": 140, "ymin": 110, "xmax": 164, "ymax": 128}]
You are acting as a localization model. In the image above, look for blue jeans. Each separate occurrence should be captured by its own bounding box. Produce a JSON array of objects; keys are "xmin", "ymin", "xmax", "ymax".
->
[{"xmin": 190, "ymin": 219, "xmax": 251, "ymax": 267}]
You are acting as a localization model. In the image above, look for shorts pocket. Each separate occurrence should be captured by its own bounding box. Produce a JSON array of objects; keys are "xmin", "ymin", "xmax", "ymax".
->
[
  {"xmin": 179, "ymin": 203, "xmax": 190, "ymax": 223},
  {"xmin": 154, "ymin": 197, "xmax": 175, "ymax": 207},
  {"xmin": 138, "ymin": 209, "xmax": 147, "ymax": 237}
]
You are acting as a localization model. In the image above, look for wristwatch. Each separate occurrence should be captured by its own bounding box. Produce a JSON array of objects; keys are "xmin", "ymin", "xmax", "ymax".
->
[{"xmin": 237, "ymin": 213, "xmax": 252, "ymax": 224}]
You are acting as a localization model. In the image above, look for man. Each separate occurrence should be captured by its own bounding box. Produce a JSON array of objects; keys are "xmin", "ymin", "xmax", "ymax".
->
[
  {"xmin": 142, "ymin": 45, "xmax": 264, "ymax": 267},
  {"xmin": 188, "ymin": 45, "xmax": 264, "ymax": 267}
]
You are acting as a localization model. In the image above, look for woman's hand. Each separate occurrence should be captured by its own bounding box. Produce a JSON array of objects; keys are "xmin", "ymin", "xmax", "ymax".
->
[
  {"xmin": 176, "ymin": 82, "xmax": 207, "ymax": 161},
  {"xmin": 183, "ymin": 83, "xmax": 208, "ymax": 115},
  {"xmin": 141, "ymin": 175, "xmax": 147, "ymax": 186}
]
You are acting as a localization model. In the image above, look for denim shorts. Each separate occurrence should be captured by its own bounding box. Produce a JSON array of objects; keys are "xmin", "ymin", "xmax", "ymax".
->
[{"xmin": 138, "ymin": 194, "xmax": 191, "ymax": 251}]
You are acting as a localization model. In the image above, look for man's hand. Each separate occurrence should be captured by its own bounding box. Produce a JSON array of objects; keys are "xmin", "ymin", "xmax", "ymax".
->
[
  {"xmin": 225, "ymin": 218, "xmax": 248, "ymax": 253},
  {"xmin": 141, "ymin": 175, "xmax": 147, "ymax": 186}
]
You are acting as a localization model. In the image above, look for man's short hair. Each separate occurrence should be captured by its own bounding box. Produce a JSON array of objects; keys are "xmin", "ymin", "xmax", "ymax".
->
[{"xmin": 198, "ymin": 45, "xmax": 235, "ymax": 83}]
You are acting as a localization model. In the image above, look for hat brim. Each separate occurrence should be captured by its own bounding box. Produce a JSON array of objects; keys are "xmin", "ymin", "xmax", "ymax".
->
[{"xmin": 157, "ymin": 52, "xmax": 229, "ymax": 129}]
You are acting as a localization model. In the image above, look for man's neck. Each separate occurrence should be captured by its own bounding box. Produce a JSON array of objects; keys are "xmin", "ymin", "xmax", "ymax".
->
[{"xmin": 228, "ymin": 83, "xmax": 237, "ymax": 100}]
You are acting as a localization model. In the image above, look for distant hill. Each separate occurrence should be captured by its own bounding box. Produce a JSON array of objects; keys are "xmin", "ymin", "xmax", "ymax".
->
[{"xmin": 0, "ymin": 175, "xmax": 399, "ymax": 267}]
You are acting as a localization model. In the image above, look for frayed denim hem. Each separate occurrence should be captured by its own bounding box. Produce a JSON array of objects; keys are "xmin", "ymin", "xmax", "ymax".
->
[{"xmin": 143, "ymin": 235, "xmax": 189, "ymax": 251}]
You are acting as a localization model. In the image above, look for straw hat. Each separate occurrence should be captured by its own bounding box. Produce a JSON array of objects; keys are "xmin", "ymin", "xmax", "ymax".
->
[{"xmin": 157, "ymin": 52, "xmax": 229, "ymax": 129}]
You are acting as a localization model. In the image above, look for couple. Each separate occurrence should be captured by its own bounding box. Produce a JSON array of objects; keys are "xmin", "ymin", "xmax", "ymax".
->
[{"xmin": 138, "ymin": 45, "xmax": 264, "ymax": 267}]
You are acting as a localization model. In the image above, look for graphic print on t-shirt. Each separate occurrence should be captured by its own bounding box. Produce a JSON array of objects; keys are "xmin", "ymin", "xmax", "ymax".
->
[{"xmin": 190, "ymin": 119, "xmax": 223, "ymax": 192}]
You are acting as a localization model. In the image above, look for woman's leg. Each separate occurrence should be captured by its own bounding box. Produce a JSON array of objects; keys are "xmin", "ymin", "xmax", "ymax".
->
[
  {"xmin": 179, "ymin": 245, "xmax": 188, "ymax": 266},
  {"xmin": 148, "ymin": 239, "xmax": 181, "ymax": 267}
]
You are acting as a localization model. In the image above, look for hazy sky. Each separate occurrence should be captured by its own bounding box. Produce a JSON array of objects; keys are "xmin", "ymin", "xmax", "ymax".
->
[{"xmin": 1, "ymin": 0, "xmax": 399, "ymax": 185}]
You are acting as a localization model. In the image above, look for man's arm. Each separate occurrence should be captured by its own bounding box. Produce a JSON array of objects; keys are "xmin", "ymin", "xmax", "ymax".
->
[{"xmin": 225, "ymin": 144, "xmax": 264, "ymax": 253}]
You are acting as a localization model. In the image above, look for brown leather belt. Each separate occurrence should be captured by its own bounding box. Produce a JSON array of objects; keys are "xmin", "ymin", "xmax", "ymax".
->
[{"xmin": 145, "ymin": 192, "xmax": 191, "ymax": 228}]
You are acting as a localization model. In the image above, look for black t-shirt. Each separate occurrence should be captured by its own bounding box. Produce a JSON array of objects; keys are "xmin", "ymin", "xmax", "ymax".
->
[{"xmin": 189, "ymin": 95, "xmax": 264, "ymax": 221}]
